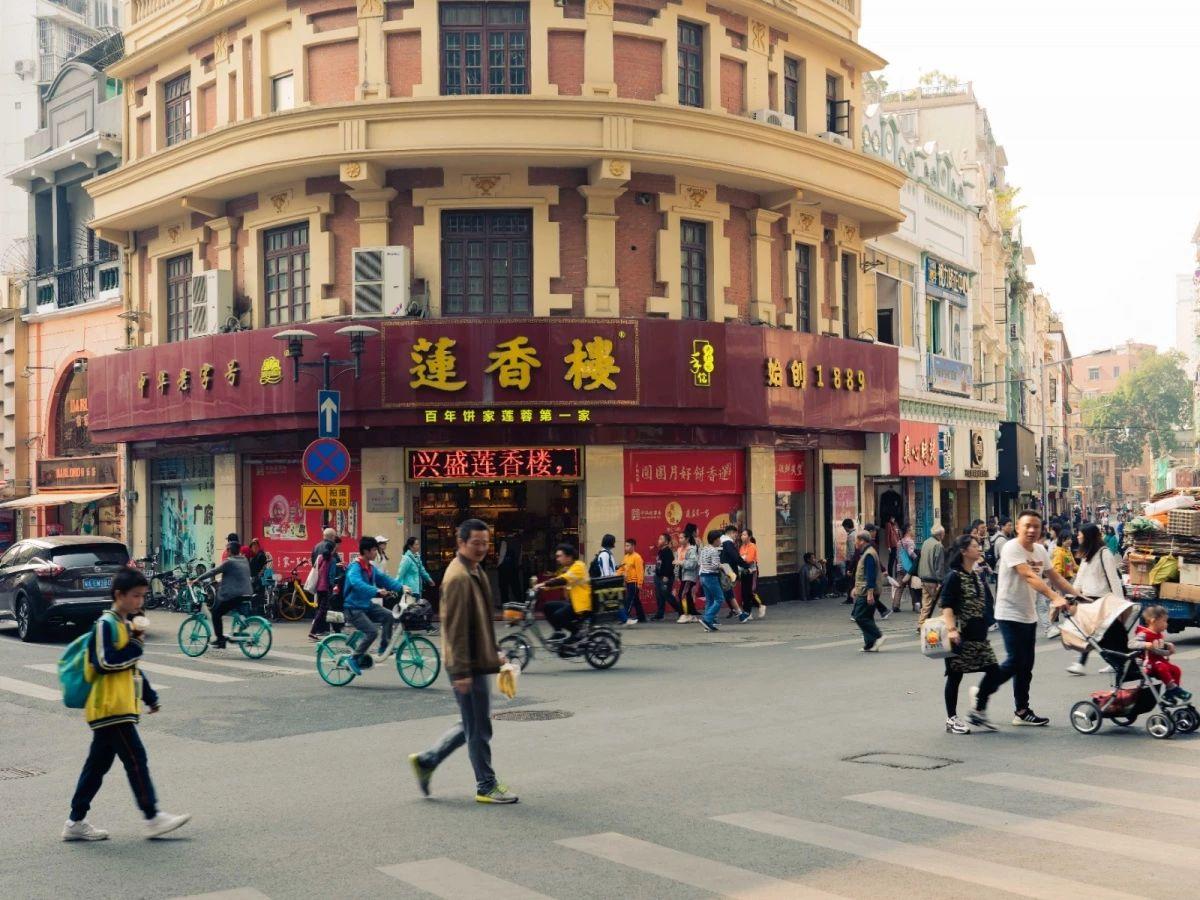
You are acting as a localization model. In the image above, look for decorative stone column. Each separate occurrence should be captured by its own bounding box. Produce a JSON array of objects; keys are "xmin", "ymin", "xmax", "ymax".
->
[
  {"xmin": 579, "ymin": 158, "xmax": 629, "ymax": 317},
  {"xmin": 583, "ymin": 0, "xmax": 616, "ymax": 97},
  {"xmin": 745, "ymin": 20, "xmax": 771, "ymax": 113},
  {"xmin": 357, "ymin": 0, "xmax": 387, "ymax": 100},
  {"xmin": 214, "ymin": 453, "xmax": 241, "ymax": 548},
  {"xmin": 748, "ymin": 208, "xmax": 782, "ymax": 325},
  {"xmin": 342, "ymin": 161, "xmax": 397, "ymax": 247},
  {"xmin": 746, "ymin": 446, "xmax": 776, "ymax": 582},
  {"xmin": 583, "ymin": 445, "xmax": 624, "ymax": 556}
]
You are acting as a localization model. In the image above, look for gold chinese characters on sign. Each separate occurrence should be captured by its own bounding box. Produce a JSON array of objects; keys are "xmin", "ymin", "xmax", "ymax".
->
[
  {"xmin": 764, "ymin": 358, "xmax": 867, "ymax": 392},
  {"xmin": 411, "ymin": 337, "xmax": 468, "ymax": 391},
  {"xmin": 424, "ymin": 408, "xmax": 591, "ymax": 425},
  {"xmin": 259, "ymin": 357, "xmax": 283, "ymax": 385},
  {"xmin": 409, "ymin": 334, "xmax": 623, "ymax": 394},
  {"xmin": 689, "ymin": 339, "xmax": 715, "ymax": 387},
  {"xmin": 134, "ymin": 358, "xmax": 246, "ymax": 397},
  {"xmin": 484, "ymin": 336, "xmax": 541, "ymax": 390},
  {"xmin": 902, "ymin": 434, "xmax": 937, "ymax": 467}
]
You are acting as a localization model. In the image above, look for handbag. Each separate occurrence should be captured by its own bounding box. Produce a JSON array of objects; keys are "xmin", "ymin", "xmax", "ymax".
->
[
  {"xmin": 718, "ymin": 563, "xmax": 735, "ymax": 593},
  {"xmin": 303, "ymin": 558, "xmax": 321, "ymax": 593},
  {"xmin": 920, "ymin": 618, "xmax": 956, "ymax": 659}
]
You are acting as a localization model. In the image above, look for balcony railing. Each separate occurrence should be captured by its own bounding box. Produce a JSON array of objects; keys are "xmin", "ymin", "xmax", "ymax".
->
[
  {"xmin": 24, "ymin": 257, "xmax": 120, "ymax": 315},
  {"xmin": 132, "ymin": 0, "xmax": 177, "ymax": 23},
  {"xmin": 24, "ymin": 94, "xmax": 123, "ymax": 161}
]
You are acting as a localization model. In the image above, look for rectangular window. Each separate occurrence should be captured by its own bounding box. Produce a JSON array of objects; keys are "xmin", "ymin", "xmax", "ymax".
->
[
  {"xmin": 948, "ymin": 305, "xmax": 964, "ymax": 361},
  {"xmin": 1049, "ymin": 377, "xmax": 1058, "ymax": 404},
  {"xmin": 680, "ymin": 219, "xmax": 708, "ymax": 320},
  {"xmin": 840, "ymin": 252, "xmax": 855, "ymax": 337},
  {"xmin": 1088, "ymin": 367, "xmax": 1100, "ymax": 381},
  {"xmin": 165, "ymin": 253, "xmax": 193, "ymax": 343},
  {"xmin": 783, "ymin": 57, "xmax": 802, "ymax": 130},
  {"xmin": 164, "ymin": 73, "xmax": 191, "ymax": 146},
  {"xmin": 677, "ymin": 21, "xmax": 704, "ymax": 108},
  {"xmin": 104, "ymin": 76, "xmax": 122, "ymax": 100},
  {"xmin": 264, "ymin": 222, "xmax": 310, "ymax": 325},
  {"xmin": 795, "ymin": 242, "xmax": 812, "ymax": 333},
  {"xmin": 875, "ymin": 273, "xmax": 898, "ymax": 345},
  {"xmin": 1112, "ymin": 365, "xmax": 1120, "ymax": 378},
  {"xmin": 440, "ymin": 2, "xmax": 528, "ymax": 96},
  {"xmin": 441, "ymin": 210, "xmax": 532, "ymax": 315},
  {"xmin": 826, "ymin": 73, "xmax": 849, "ymax": 136},
  {"xmin": 926, "ymin": 297, "xmax": 943, "ymax": 355},
  {"xmin": 271, "ymin": 73, "xmax": 294, "ymax": 112}
]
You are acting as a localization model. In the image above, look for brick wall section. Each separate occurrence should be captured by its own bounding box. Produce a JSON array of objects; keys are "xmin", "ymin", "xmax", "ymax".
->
[
  {"xmin": 720, "ymin": 58, "xmax": 745, "ymax": 115},
  {"xmin": 547, "ymin": 31, "xmax": 584, "ymax": 96},
  {"xmin": 131, "ymin": 69, "xmax": 156, "ymax": 92},
  {"xmin": 385, "ymin": 167, "xmax": 444, "ymax": 251},
  {"xmin": 288, "ymin": 0, "xmax": 354, "ymax": 13},
  {"xmin": 326, "ymin": 193, "xmax": 359, "ymax": 300},
  {"xmin": 615, "ymin": 174, "xmax": 673, "ymax": 316},
  {"xmin": 307, "ymin": 40, "xmax": 358, "ymax": 104},
  {"xmin": 718, "ymin": 186, "xmax": 758, "ymax": 319},
  {"xmin": 530, "ymin": 167, "xmax": 587, "ymax": 314},
  {"xmin": 199, "ymin": 84, "xmax": 216, "ymax": 133},
  {"xmin": 386, "ymin": 32, "xmax": 421, "ymax": 97},
  {"xmin": 561, "ymin": 0, "xmax": 585, "ymax": 19},
  {"xmin": 614, "ymin": 1, "xmax": 668, "ymax": 25},
  {"xmin": 137, "ymin": 245, "xmax": 150, "ymax": 313},
  {"xmin": 705, "ymin": 4, "xmax": 748, "ymax": 34},
  {"xmin": 614, "ymin": 36, "xmax": 662, "ymax": 101},
  {"xmin": 820, "ymin": 212, "xmax": 837, "ymax": 319},
  {"xmin": 311, "ymin": 9, "xmax": 357, "ymax": 31},
  {"xmin": 385, "ymin": 0, "xmax": 414, "ymax": 21},
  {"xmin": 136, "ymin": 116, "xmax": 150, "ymax": 158},
  {"xmin": 203, "ymin": 233, "xmax": 219, "ymax": 271}
]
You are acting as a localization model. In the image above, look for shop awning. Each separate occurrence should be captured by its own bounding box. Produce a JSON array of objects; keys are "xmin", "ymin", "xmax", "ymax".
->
[{"xmin": 0, "ymin": 490, "xmax": 117, "ymax": 510}]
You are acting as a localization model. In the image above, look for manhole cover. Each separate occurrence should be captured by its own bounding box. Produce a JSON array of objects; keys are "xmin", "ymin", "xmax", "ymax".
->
[
  {"xmin": 0, "ymin": 766, "xmax": 46, "ymax": 780},
  {"xmin": 843, "ymin": 752, "xmax": 960, "ymax": 771},
  {"xmin": 493, "ymin": 709, "xmax": 574, "ymax": 722}
]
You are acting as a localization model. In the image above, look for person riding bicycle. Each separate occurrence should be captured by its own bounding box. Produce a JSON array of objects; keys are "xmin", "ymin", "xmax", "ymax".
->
[
  {"xmin": 343, "ymin": 535, "xmax": 406, "ymax": 674},
  {"xmin": 195, "ymin": 539, "xmax": 254, "ymax": 650},
  {"xmin": 535, "ymin": 543, "xmax": 591, "ymax": 649}
]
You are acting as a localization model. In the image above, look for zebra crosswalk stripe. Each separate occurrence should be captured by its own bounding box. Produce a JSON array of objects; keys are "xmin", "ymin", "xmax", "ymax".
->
[
  {"xmin": 1079, "ymin": 754, "xmax": 1200, "ymax": 780},
  {"xmin": 24, "ymin": 663, "xmax": 170, "ymax": 689},
  {"xmin": 379, "ymin": 858, "xmax": 553, "ymax": 899},
  {"xmin": 167, "ymin": 889, "xmax": 272, "ymax": 900},
  {"xmin": 796, "ymin": 638, "xmax": 866, "ymax": 650},
  {"xmin": 848, "ymin": 789, "xmax": 1200, "ymax": 872},
  {"xmin": 968, "ymin": 772, "xmax": 1200, "ymax": 820},
  {"xmin": 143, "ymin": 651, "xmax": 305, "ymax": 676},
  {"xmin": 713, "ymin": 810, "xmax": 1143, "ymax": 900},
  {"xmin": 255, "ymin": 649, "xmax": 316, "ymax": 663},
  {"xmin": 557, "ymin": 831, "xmax": 842, "ymax": 899},
  {"xmin": 0, "ymin": 675, "xmax": 61, "ymax": 701},
  {"xmin": 137, "ymin": 661, "xmax": 242, "ymax": 683}
]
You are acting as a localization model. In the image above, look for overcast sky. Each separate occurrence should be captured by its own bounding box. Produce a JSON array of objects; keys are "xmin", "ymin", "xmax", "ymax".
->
[{"xmin": 859, "ymin": 0, "xmax": 1200, "ymax": 358}]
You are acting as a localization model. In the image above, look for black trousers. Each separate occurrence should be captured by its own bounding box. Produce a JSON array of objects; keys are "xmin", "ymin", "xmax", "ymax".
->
[
  {"xmin": 653, "ymin": 575, "xmax": 682, "ymax": 618},
  {"xmin": 70, "ymin": 723, "xmax": 157, "ymax": 821},
  {"xmin": 544, "ymin": 600, "xmax": 581, "ymax": 636},
  {"xmin": 624, "ymin": 583, "xmax": 647, "ymax": 622},
  {"xmin": 498, "ymin": 565, "xmax": 522, "ymax": 608},
  {"xmin": 211, "ymin": 596, "xmax": 246, "ymax": 642}
]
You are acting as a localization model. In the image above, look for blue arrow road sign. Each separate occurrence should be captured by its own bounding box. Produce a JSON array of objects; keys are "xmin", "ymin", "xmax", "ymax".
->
[
  {"xmin": 302, "ymin": 438, "xmax": 350, "ymax": 486},
  {"xmin": 318, "ymin": 389, "xmax": 340, "ymax": 439}
]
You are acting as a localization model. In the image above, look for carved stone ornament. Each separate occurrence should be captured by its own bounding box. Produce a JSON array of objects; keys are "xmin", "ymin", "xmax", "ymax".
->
[
  {"xmin": 470, "ymin": 175, "xmax": 503, "ymax": 198},
  {"xmin": 344, "ymin": 162, "xmax": 362, "ymax": 179},
  {"xmin": 357, "ymin": 0, "xmax": 384, "ymax": 16},
  {"xmin": 608, "ymin": 160, "xmax": 625, "ymax": 178},
  {"xmin": 797, "ymin": 213, "xmax": 815, "ymax": 232},
  {"xmin": 213, "ymin": 30, "xmax": 230, "ymax": 63},
  {"xmin": 750, "ymin": 21, "xmax": 768, "ymax": 53},
  {"xmin": 268, "ymin": 190, "xmax": 292, "ymax": 213},
  {"xmin": 587, "ymin": 0, "xmax": 612, "ymax": 12},
  {"xmin": 842, "ymin": 225, "xmax": 857, "ymax": 242},
  {"xmin": 683, "ymin": 186, "xmax": 708, "ymax": 209},
  {"xmin": 166, "ymin": 225, "xmax": 182, "ymax": 244}
]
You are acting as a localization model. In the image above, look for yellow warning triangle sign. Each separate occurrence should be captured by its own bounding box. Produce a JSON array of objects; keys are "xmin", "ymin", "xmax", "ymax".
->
[{"xmin": 302, "ymin": 486, "xmax": 326, "ymax": 509}]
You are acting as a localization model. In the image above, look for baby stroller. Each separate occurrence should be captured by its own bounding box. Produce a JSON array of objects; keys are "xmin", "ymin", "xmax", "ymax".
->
[{"xmin": 1062, "ymin": 594, "xmax": 1200, "ymax": 739}]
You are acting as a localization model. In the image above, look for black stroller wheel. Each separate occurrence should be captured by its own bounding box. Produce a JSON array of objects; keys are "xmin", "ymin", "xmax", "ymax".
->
[
  {"xmin": 1147, "ymin": 713, "xmax": 1176, "ymax": 739},
  {"xmin": 1172, "ymin": 707, "xmax": 1200, "ymax": 734},
  {"xmin": 1069, "ymin": 701, "xmax": 1103, "ymax": 735}
]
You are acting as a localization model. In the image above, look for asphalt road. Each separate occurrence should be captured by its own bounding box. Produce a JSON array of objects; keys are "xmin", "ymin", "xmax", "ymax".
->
[{"xmin": 4, "ymin": 597, "xmax": 1200, "ymax": 899}]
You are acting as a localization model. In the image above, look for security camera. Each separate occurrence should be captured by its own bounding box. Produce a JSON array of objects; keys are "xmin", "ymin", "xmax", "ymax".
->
[{"xmin": 72, "ymin": 359, "xmax": 87, "ymax": 374}]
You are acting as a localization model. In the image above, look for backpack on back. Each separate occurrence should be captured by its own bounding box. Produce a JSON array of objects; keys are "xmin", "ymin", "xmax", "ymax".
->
[
  {"xmin": 58, "ymin": 623, "xmax": 97, "ymax": 709},
  {"xmin": 588, "ymin": 549, "xmax": 610, "ymax": 579}
]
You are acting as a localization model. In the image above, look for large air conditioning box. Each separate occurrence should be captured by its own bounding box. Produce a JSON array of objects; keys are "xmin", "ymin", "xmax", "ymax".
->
[
  {"xmin": 352, "ymin": 246, "xmax": 410, "ymax": 317},
  {"xmin": 189, "ymin": 269, "xmax": 233, "ymax": 336},
  {"xmin": 817, "ymin": 131, "xmax": 851, "ymax": 149},
  {"xmin": 751, "ymin": 109, "xmax": 796, "ymax": 130}
]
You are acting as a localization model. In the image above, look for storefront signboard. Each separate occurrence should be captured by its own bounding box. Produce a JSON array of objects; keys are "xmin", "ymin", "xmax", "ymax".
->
[
  {"xmin": 365, "ymin": 488, "xmax": 399, "ymax": 513},
  {"xmin": 892, "ymin": 421, "xmax": 940, "ymax": 476},
  {"xmin": 407, "ymin": 448, "xmax": 581, "ymax": 482},
  {"xmin": 924, "ymin": 256, "xmax": 971, "ymax": 306},
  {"xmin": 938, "ymin": 427, "xmax": 955, "ymax": 478},
  {"xmin": 827, "ymin": 465, "xmax": 860, "ymax": 566},
  {"xmin": 926, "ymin": 355, "xmax": 973, "ymax": 396},
  {"xmin": 38, "ymin": 455, "xmax": 118, "ymax": 488},
  {"xmin": 152, "ymin": 457, "xmax": 215, "ymax": 570},
  {"xmin": 624, "ymin": 449, "xmax": 745, "ymax": 496},
  {"xmin": 774, "ymin": 451, "xmax": 806, "ymax": 492},
  {"xmin": 962, "ymin": 428, "xmax": 991, "ymax": 479}
]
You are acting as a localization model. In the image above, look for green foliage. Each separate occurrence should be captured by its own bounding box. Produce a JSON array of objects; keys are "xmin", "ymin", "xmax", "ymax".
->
[
  {"xmin": 864, "ymin": 72, "xmax": 889, "ymax": 103},
  {"xmin": 1085, "ymin": 351, "xmax": 1193, "ymax": 468},
  {"xmin": 995, "ymin": 185, "xmax": 1026, "ymax": 232},
  {"xmin": 918, "ymin": 70, "xmax": 961, "ymax": 90}
]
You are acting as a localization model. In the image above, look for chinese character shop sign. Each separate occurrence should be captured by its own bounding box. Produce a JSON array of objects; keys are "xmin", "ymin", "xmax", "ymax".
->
[
  {"xmin": 407, "ymin": 448, "xmax": 581, "ymax": 482},
  {"xmin": 924, "ymin": 256, "xmax": 971, "ymax": 304},
  {"xmin": 892, "ymin": 422, "xmax": 940, "ymax": 477}
]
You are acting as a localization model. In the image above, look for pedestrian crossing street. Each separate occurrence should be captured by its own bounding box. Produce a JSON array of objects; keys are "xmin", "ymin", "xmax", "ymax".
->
[
  {"xmin": 0, "ymin": 640, "xmax": 320, "ymax": 706},
  {"xmin": 167, "ymin": 747, "xmax": 1200, "ymax": 900}
]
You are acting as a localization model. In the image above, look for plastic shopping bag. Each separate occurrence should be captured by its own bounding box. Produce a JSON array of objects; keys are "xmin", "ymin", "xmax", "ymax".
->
[
  {"xmin": 497, "ymin": 662, "xmax": 520, "ymax": 699},
  {"xmin": 919, "ymin": 618, "xmax": 956, "ymax": 659}
]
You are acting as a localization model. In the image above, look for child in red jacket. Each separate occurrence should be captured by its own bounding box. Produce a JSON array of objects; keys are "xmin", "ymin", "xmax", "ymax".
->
[{"xmin": 1134, "ymin": 606, "xmax": 1192, "ymax": 703}]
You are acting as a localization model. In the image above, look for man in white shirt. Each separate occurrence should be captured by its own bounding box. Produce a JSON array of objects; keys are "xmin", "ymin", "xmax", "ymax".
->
[{"xmin": 968, "ymin": 509, "xmax": 1074, "ymax": 729}]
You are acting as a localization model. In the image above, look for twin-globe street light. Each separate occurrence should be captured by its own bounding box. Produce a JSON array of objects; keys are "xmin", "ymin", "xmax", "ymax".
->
[{"xmin": 271, "ymin": 325, "xmax": 380, "ymax": 390}]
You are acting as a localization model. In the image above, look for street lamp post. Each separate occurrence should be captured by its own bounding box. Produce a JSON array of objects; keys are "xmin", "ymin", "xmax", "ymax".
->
[{"xmin": 272, "ymin": 325, "xmax": 380, "ymax": 389}]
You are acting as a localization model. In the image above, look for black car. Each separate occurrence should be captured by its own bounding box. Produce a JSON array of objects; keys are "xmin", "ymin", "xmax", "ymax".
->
[{"xmin": 0, "ymin": 536, "xmax": 130, "ymax": 641}]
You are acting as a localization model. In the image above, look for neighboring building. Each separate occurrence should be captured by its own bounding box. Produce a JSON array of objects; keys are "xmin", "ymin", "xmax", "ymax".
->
[
  {"xmin": 83, "ymin": 0, "xmax": 906, "ymax": 601},
  {"xmin": 5, "ymin": 34, "xmax": 125, "ymax": 539},
  {"xmin": 1175, "ymin": 271, "xmax": 1197, "ymax": 377},
  {"xmin": 861, "ymin": 105, "xmax": 1000, "ymax": 539},
  {"xmin": 882, "ymin": 81, "xmax": 1037, "ymax": 517},
  {"xmin": 1039, "ymin": 312, "xmax": 1073, "ymax": 518}
]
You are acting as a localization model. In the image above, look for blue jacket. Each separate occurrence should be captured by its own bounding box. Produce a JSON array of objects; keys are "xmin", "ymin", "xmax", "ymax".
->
[
  {"xmin": 397, "ymin": 550, "xmax": 433, "ymax": 596},
  {"xmin": 343, "ymin": 556, "xmax": 404, "ymax": 610}
]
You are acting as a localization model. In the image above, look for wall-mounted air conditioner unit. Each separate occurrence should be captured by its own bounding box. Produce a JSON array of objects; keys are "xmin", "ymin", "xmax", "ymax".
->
[
  {"xmin": 352, "ymin": 246, "xmax": 410, "ymax": 317},
  {"xmin": 817, "ymin": 131, "xmax": 851, "ymax": 149},
  {"xmin": 189, "ymin": 269, "xmax": 233, "ymax": 336},
  {"xmin": 14, "ymin": 59, "xmax": 34, "ymax": 78},
  {"xmin": 751, "ymin": 109, "xmax": 795, "ymax": 130}
]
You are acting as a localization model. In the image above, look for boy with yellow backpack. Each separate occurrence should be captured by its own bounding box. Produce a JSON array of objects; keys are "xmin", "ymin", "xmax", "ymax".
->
[{"xmin": 60, "ymin": 568, "xmax": 190, "ymax": 842}]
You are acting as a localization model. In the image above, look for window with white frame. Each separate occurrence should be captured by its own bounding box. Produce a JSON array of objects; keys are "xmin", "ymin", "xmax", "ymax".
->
[{"xmin": 271, "ymin": 73, "xmax": 294, "ymax": 112}]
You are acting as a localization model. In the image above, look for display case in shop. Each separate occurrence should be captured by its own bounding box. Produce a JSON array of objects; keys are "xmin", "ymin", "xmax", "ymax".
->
[
  {"xmin": 417, "ymin": 482, "xmax": 579, "ymax": 580},
  {"xmin": 775, "ymin": 491, "xmax": 800, "ymax": 574}
]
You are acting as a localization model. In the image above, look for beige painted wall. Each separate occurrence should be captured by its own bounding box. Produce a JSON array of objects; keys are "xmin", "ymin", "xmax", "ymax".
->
[
  {"xmin": 583, "ymin": 444, "xmax": 623, "ymax": 557},
  {"xmin": 359, "ymin": 446, "xmax": 406, "ymax": 544}
]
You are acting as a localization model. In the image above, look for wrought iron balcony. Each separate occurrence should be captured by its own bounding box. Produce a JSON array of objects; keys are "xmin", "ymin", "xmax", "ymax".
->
[{"xmin": 24, "ymin": 256, "xmax": 120, "ymax": 316}]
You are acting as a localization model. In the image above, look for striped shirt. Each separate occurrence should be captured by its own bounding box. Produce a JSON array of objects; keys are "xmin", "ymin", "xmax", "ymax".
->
[{"xmin": 699, "ymin": 545, "xmax": 722, "ymax": 574}]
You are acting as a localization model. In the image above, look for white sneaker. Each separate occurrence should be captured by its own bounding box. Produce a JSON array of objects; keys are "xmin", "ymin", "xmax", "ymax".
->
[
  {"xmin": 1098, "ymin": 664, "xmax": 1116, "ymax": 674},
  {"xmin": 145, "ymin": 812, "xmax": 190, "ymax": 839},
  {"xmin": 756, "ymin": 605, "xmax": 766, "ymax": 619},
  {"xmin": 624, "ymin": 620, "xmax": 637, "ymax": 627},
  {"xmin": 1046, "ymin": 626, "xmax": 1061, "ymax": 639},
  {"xmin": 62, "ymin": 819, "xmax": 108, "ymax": 842},
  {"xmin": 1066, "ymin": 662, "xmax": 1086, "ymax": 676}
]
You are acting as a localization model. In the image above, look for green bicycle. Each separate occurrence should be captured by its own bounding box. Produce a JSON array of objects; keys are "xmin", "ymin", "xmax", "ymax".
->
[
  {"xmin": 315, "ymin": 597, "xmax": 440, "ymax": 688},
  {"xmin": 177, "ymin": 583, "xmax": 273, "ymax": 659}
]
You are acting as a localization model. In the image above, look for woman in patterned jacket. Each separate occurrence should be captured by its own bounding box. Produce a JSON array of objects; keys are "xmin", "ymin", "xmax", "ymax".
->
[{"xmin": 938, "ymin": 534, "xmax": 1000, "ymax": 735}]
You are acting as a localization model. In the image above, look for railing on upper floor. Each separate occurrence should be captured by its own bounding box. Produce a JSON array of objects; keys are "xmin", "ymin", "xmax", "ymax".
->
[
  {"xmin": 132, "ymin": 0, "xmax": 178, "ymax": 23},
  {"xmin": 24, "ymin": 257, "xmax": 121, "ymax": 316}
]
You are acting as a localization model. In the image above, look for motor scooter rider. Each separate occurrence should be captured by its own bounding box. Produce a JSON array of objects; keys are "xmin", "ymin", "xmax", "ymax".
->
[{"xmin": 534, "ymin": 543, "xmax": 591, "ymax": 649}]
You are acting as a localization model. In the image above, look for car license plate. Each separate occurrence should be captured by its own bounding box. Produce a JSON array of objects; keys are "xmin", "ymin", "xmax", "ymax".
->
[{"xmin": 83, "ymin": 577, "xmax": 111, "ymax": 590}]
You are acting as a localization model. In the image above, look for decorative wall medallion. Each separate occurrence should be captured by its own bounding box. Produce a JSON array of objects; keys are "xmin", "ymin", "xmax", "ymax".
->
[
  {"xmin": 797, "ymin": 213, "xmax": 814, "ymax": 231},
  {"xmin": 683, "ymin": 186, "xmax": 708, "ymax": 208},
  {"xmin": 357, "ymin": 0, "xmax": 383, "ymax": 16},
  {"xmin": 470, "ymin": 175, "xmax": 503, "ymax": 197},
  {"xmin": 166, "ymin": 225, "xmax": 181, "ymax": 244},
  {"xmin": 587, "ymin": 0, "xmax": 612, "ymax": 12},
  {"xmin": 842, "ymin": 225, "xmax": 857, "ymax": 242},
  {"xmin": 344, "ymin": 161, "xmax": 362, "ymax": 179},
  {"xmin": 608, "ymin": 160, "xmax": 625, "ymax": 178},
  {"xmin": 268, "ymin": 190, "xmax": 292, "ymax": 213},
  {"xmin": 750, "ymin": 21, "xmax": 767, "ymax": 52},
  {"xmin": 213, "ymin": 30, "xmax": 230, "ymax": 63}
]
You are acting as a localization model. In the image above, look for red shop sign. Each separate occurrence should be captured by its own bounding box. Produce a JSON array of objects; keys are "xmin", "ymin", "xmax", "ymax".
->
[
  {"xmin": 407, "ymin": 447, "xmax": 581, "ymax": 482},
  {"xmin": 892, "ymin": 421, "xmax": 941, "ymax": 476},
  {"xmin": 624, "ymin": 449, "xmax": 745, "ymax": 496},
  {"xmin": 775, "ymin": 451, "xmax": 806, "ymax": 492}
]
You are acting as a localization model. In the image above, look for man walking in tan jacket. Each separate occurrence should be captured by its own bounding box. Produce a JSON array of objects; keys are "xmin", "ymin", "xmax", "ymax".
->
[{"xmin": 409, "ymin": 518, "xmax": 517, "ymax": 804}]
